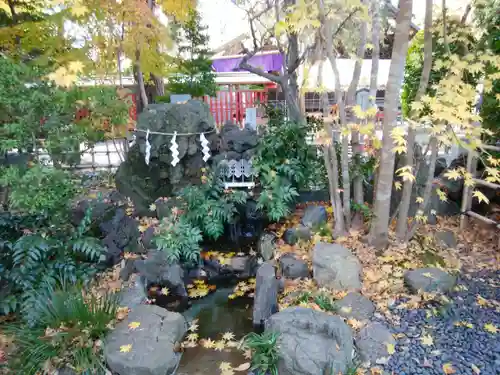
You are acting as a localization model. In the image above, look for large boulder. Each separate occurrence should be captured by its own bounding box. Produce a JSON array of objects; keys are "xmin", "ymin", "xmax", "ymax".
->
[
  {"xmin": 115, "ymin": 101, "xmax": 219, "ymax": 214},
  {"xmin": 265, "ymin": 307, "xmax": 353, "ymax": 375},
  {"xmin": 356, "ymin": 322, "xmax": 396, "ymax": 365},
  {"xmin": 135, "ymin": 251, "xmax": 187, "ymax": 298},
  {"xmin": 253, "ymin": 262, "xmax": 279, "ymax": 327},
  {"xmin": 104, "ymin": 305, "xmax": 187, "ymax": 375},
  {"xmin": 312, "ymin": 243, "xmax": 362, "ymax": 290},
  {"xmin": 404, "ymin": 267, "xmax": 457, "ymax": 293}
]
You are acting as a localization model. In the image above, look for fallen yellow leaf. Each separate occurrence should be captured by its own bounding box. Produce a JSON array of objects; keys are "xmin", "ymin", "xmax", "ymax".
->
[
  {"xmin": 120, "ymin": 344, "xmax": 132, "ymax": 353},
  {"xmin": 442, "ymin": 363, "xmax": 456, "ymax": 374},
  {"xmin": 219, "ymin": 362, "xmax": 232, "ymax": 371},
  {"xmin": 420, "ymin": 334, "xmax": 434, "ymax": 346},
  {"xmin": 386, "ymin": 343, "xmax": 395, "ymax": 355},
  {"xmin": 128, "ymin": 321, "xmax": 141, "ymax": 330},
  {"xmin": 484, "ymin": 323, "xmax": 498, "ymax": 334}
]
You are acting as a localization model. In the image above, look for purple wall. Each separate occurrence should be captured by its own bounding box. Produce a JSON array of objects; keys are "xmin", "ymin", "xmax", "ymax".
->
[{"xmin": 212, "ymin": 53, "xmax": 284, "ymax": 73}]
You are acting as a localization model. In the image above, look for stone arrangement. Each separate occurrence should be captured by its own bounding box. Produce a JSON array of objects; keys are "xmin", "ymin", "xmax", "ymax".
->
[{"xmin": 115, "ymin": 100, "xmax": 260, "ymax": 214}]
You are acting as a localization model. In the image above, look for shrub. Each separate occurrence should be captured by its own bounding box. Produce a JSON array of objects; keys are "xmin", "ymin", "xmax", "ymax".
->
[
  {"xmin": 177, "ymin": 168, "xmax": 247, "ymax": 240},
  {"xmin": 0, "ymin": 205, "xmax": 105, "ymax": 315},
  {"xmin": 0, "ymin": 165, "xmax": 78, "ymax": 221},
  {"xmin": 253, "ymin": 106, "xmax": 323, "ymax": 220},
  {"xmin": 153, "ymin": 215, "xmax": 203, "ymax": 265},
  {"xmin": 6, "ymin": 281, "xmax": 118, "ymax": 375},
  {"xmin": 242, "ymin": 331, "xmax": 280, "ymax": 375}
]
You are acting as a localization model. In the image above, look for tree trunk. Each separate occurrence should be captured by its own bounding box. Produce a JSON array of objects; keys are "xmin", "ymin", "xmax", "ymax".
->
[
  {"xmin": 327, "ymin": 53, "xmax": 351, "ymax": 229},
  {"xmin": 396, "ymin": 0, "xmax": 433, "ymax": 241},
  {"xmin": 135, "ymin": 49, "xmax": 149, "ymax": 109},
  {"xmin": 369, "ymin": 0, "xmax": 381, "ymax": 205},
  {"xmin": 347, "ymin": 0, "xmax": 368, "ymax": 228},
  {"xmin": 369, "ymin": 0, "xmax": 380, "ymax": 106},
  {"xmin": 407, "ymin": 136, "xmax": 438, "ymax": 240},
  {"xmin": 368, "ymin": 0, "xmax": 413, "ymax": 248},
  {"xmin": 323, "ymin": 124, "xmax": 346, "ymax": 237}
]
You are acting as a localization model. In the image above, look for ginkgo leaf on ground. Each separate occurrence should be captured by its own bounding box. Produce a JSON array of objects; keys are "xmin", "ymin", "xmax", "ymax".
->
[
  {"xmin": 484, "ymin": 323, "xmax": 498, "ymax": 334},
  {"xmin": 386, "ymin": 343, "xmax": 395, "ymax": 355},
  {"xmin": 420, "ymin": 334, "xmax": 434, "ymax": 346},
  {"xmin": 128, "ymin": 321, "xmax": 141, "ymax": 330},
  {"xmin": 120, "ymin": 344, "xmax": 132, "ymax": 353},
  {"xmin": 442, "ymin": 363, "xmax": 456, "ymax": 374}
]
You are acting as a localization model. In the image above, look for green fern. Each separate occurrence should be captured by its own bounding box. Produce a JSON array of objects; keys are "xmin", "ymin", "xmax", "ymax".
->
[{"xmin": 154, "ymin": 217, "xmax": 203, "ymax": 264}]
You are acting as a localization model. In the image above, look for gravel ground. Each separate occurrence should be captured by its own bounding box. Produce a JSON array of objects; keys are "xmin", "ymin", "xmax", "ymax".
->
[{"xmin": 385, "ymin": 271, "xmax": 500, "ymax": 375}]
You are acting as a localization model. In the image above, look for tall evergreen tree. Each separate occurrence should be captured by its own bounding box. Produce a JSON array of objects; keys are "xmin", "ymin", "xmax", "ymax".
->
[{"xmin": 166, "ymin": 8, "xmax": 217, "ymax": 98}]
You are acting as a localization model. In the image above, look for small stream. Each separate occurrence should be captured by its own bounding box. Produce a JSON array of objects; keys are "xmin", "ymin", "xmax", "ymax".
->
[{"xmin": 177, "ymin": 288, "xmax": 253, "ymax": 374}]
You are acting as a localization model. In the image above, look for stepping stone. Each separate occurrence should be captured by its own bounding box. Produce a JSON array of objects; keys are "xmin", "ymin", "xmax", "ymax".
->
[
  {"xmin": 266, "ymin": 307, "xmax": 353, "ymax": 375},
  {"xmin": 312, "ymin": 242, "xmax": 362, "ymax": 290},
  {"xmin": 335, "ymin": 292, "xmax": 375, "ymax": 321},
  {"xmin": 404, "ymin": 267, "xmax": 456, "ymax": 293},
  {"xmin": 279, "ymin": 253, "xmax": 309, "ymax": 279},
  {"xmin": 356, "ymin": 322, "xmax": 396, "ymax": 365}
]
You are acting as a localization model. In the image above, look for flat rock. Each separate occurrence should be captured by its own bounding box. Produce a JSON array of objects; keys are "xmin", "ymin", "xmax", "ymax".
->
[
  {"xmin": 434, "ymin": 230, "xmax": 457, "ymax": 248},
  {"xmin": 356, "ymin": 322, "xmax": 395, "ymax": 365},
  {"xmin": 312, "ymin": 242, "xmax": 362, "ymax": 290},
  {"xmin": 335, "ymin": 292, "xmax": 375, "ymax": 321},
  {"xmin": 279, "ymin": 253, "xmax": 309, "ymax": 279},
  {"xmin": 104, "ymin": 305, "xmax": 187, "ymax": 375},
  {"xmin": 265, "ymin": 307, "xmax": 353, "ymax": 375},
  {"xmin": 404, "ymin": 267, "xmax": 457, "ymax": 293},
  {"xmin": 301, "ymin": 205, "xmax": 327, "ymax": 229},
  {"xmin": 253, "ymin": 262, "xmax": 279, "ymax": 327},
  {"xmin": 282, "ymin": 226, "xmax": 312, "ymax": 245}
]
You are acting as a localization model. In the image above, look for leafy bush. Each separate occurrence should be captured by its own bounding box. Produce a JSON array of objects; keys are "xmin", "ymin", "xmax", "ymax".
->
[
  {"xmin": 0, "ymin": 165, "xmax": 78, "ymax": 220},
  {"xmin": 0, "ymin": 206, "xmax": 105, "ymax": 315},
  {"xmin": 242, "ymin": 331, "xmax": 280, "ymax": 375},
  {"xmin": 6, "ymin": 281, "xmax": 118, "ymax": 374},
  {"xmin": 254, "ymin": 106, "xmax": 323, "ymax": 220},
  {"xmin": 177, "ymin": 168, "xmax": 247, "ymax": 239},
  {"xmin": 153, "ymin": 215, "xmax": 203, "ymax": 265},
  {"xmin": 0, "ymin": 56, "xmax": 129, "ymax": 159},
  {"xmin": 256, "ymin": 170, "xmax": 299, "ymax": 222}
]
